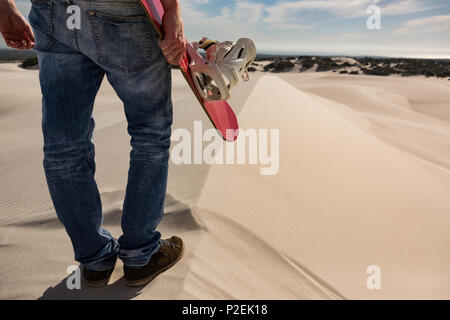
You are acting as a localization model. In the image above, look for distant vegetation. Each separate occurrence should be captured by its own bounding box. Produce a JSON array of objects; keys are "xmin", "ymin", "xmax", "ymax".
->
[
  {"xmin": 1, "ymin": 49, "xmax": 449, "ymax": 79},
  {"xmin": 0, "ymin": 49, "xmax": 36, "ymax": 62},
  {"xmin": 263, "ymin": 59, "xmax": 295, "ymax": 72},
  {"xmin": 255, "ymin": 54, "xmax": 450, "ymax": 79},
  {"xmin": 20, "ymin": 57, "xmax": 39, "ymax": 69},
  {"xmin": 0, "ymin": 49, "xmax": 38, "ymax": 69}
]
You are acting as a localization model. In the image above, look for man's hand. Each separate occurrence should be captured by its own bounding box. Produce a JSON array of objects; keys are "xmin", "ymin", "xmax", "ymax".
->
[
  {"xmin": 0, "ymin": 0, "xmax": 34, "ymax": 49},
  {"xmin": 159, "ymin": 0, "xmax": 185, "ymax": 65}
]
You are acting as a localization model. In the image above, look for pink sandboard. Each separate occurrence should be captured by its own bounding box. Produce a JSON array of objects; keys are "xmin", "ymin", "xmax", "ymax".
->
[{"xmin": 140, "ymin": 0, "xmax": 239, "ymax": 141}]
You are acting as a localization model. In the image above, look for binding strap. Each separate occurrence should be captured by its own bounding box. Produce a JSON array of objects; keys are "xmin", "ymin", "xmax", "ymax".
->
[{"xmin": 198, "ymin": 38, "xmax": 219, "ymax": 51}]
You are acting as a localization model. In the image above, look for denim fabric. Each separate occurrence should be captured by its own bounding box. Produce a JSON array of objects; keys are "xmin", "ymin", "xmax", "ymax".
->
[{"xmin": 29, "ymin": 0, "xmax": 172, "ymax": 270}]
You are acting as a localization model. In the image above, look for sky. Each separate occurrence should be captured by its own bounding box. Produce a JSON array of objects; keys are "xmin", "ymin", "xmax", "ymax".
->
[{"xmin": 3, "ymin": 0, "xmax": 450, "ymax": 58}]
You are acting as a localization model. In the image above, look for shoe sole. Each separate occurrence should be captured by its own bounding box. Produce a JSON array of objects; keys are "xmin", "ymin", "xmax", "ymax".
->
[
  {"xmin": 126, "ymin": 240, "xmax": 185, "ymax": 287},
  {"xmin": 85, "ymin": 272, "xmax": 114, "ymax": 288}
]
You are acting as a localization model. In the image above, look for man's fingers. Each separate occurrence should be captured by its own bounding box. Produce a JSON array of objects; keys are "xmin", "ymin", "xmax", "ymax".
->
[
  {"xmin": 166, "ymin": 48, "xmax": 185, "ymax": 65},
  {"xmin": 21, "ymin": 33, "xmax": 35, "ymax": 48},
  {"xmin": 22, "ymin": 41, "xmax": 34, "ymax": 49},
  {"xmin": 14, "ymin": 40, "xmax": 28, "ymax": 50},
  {"xmin": 159, "ymin": 37, "xmax": 174, "ymax": 51},
  {"xmin": 5, "ymin": 35, "xmax": 33, "ymax": 50},
  {"xmin": 164, "ymin": 46, "xmax": 182, "ymax": 62},
  {"xmin": 5, "ymin": 39, "xmax": 17, "ymax": 46},
  {"xmin": 160, "ymin": 39, "xmax": 179, "ymax": 55},
  {"xmin": 160, "ymin": 37, "xmax": 185, "ymax": 54},
  {"xmin": 3, "ymin": 31, "xmax": 35, "ymax": 49},
  {"xmin": 5, "ymin": 40, "xmax": 16, "ymax": 48},
  {"xmin": 162, "ymin": 44, "xmax": 181, "ymax": 61},
  {"xmin": 15, "ymin": 44, "xmax": 29, "ymax": 50},
  {"xmin": 167, "ymin": 46, "xmax": 184, "ymax": 61},
  {"xmin": 159, "ymin": 34, "xmax": 186, "ymax": 65},
  {"xmin": 24, "ymin": 24, "xmax": 35, "ymax": 43},
  {"xmin": 3, "ymin": 32, "xmax": 25, "ymax": 41},
  {"xmin": 160, "ymin": 41, "xmax": 185, "ymax": 65},
  {"xmin": 172, "ymin": 51, "xmax": 184, "ymax": 65},
  {"xmin": 6, "ymin": 39, "xmax": 21, "ymax": 49},
  {"xmin": 160, "ymin": 35, "xmax": 183, "ymax": 49}
]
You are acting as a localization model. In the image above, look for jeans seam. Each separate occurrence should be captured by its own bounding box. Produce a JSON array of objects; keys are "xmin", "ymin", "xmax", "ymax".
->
[
  {"xmin": 30, "ymin": 1, "xmax": 54, "ymax": 51},
  {"xmin": 74, "ymin": 0, "xmax": 142, "ymax": 7},
  {"xmin": 146, "ymin": 21, "xmax": 151, "ymax": 65},
  {"xmin": 48, "ymin": 0, "xmax": 53, "ymax": 38},
  {"xmin": 89, "ymin": 10, "xmax": 147, "ymax": 22},
  {"xmin": 87, "ymin": 117, "xmax": 95, "ymax": 172},
  {"xmin": 31, "ymin": 0, "xmax": 51, "ymax": 4},
  {"xmin": 88, "ymin": 12, "xmax": 104, "ymax": 65}
]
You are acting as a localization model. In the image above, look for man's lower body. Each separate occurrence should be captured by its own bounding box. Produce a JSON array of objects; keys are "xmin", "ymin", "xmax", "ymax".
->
[{"xmin": 29, "ymin": 0, "xmax": 182, "ymax": 286}]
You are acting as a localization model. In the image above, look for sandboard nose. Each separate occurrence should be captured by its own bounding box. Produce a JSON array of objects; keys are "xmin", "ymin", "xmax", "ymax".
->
[
  {"xmin": 224, "ymin": 128, "xmax": 239, "ymax": 142},
  {"xmin": 204, "ymin": 100, "xmax": 239, "ymax": 141}
]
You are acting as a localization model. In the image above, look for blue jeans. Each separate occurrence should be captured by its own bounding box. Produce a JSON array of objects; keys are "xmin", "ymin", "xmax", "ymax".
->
[{"xmin": 29, "ymin": 0, "xmax": 173, "ymax": 271}]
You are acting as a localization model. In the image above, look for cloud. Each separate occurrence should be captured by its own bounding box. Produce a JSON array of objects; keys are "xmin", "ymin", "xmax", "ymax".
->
[
  {"xmin": 179, "ymin": 0, "xmax": 450, "ymax": 55},
  {"xmin": 395, "ymin": 14, "xmax": 450, "ymax": 35},
  {"xmin": 180, "ymin": 0, "xmax": 265, "ymax": 40},
  {"xmin": 233, "ymin": 1, "xmax": 264, "ymax": 23},
  {"xmin": 262, "ymin": 0, "xmax": 367, "ymax": 25},
  {"xmin": 381, "ymin": 0, "xmax": 442, "ymax": 15},
  {"xmin": 262, "ymin": 0, "xmax": 450, "ymax": 30},
  {"xmin": 183, "ymin": 0, "xmax": 450, "ymax": 34}
]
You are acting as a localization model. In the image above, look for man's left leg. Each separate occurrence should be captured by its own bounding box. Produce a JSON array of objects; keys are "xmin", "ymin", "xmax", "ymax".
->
[{"xmin": 37, "ymin": 42, "xmax": 119, "ymax": 274}]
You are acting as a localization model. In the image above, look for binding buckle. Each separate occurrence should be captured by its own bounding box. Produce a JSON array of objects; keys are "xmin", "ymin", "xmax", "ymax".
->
[{"xmin": 242, "ymin": 71, "xmax": 250, "ymax": 82}]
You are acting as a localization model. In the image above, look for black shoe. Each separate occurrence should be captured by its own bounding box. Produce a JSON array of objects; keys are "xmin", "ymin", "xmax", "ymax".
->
[
  {"xmin": 83, "ymin": 266, "xmax": 115, "ymax": 288},
  {"xmin": 124, "ymin": 236, "xmax": 184, "ymax": 287}
]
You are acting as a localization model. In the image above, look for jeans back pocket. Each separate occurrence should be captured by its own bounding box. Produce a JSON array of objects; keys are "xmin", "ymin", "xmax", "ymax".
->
[{"xmin": 88, "ymin": 11, "xmax": 152, "ymax": 73}]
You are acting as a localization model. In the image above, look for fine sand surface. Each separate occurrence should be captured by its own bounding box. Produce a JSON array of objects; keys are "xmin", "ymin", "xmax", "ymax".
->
[{"xmin": 0, "ymin": 63, "xmax": 449, "ymax": 299}]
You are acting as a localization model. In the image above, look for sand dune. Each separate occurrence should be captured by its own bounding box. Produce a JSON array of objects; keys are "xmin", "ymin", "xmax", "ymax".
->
[
  {"xmin": 0, "ymin": 64, "xmax": 449, "ymax": 299},
  {"xmin": 198, "ymin": 75, "xmax": 450, "ymax": 299},
  {"xmin": 280, "ymin": 73, "xmax": 450, "ymax": 170}
]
